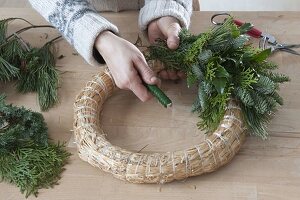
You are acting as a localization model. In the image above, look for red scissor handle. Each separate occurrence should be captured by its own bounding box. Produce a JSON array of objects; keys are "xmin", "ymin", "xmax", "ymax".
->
[
  {"xmin": 233, "ymin": 19, "xmax": 262, "ymax": 38},
  {"xmin": 211, "ymin": 13, "xmax": 263, "ymax": 38}
]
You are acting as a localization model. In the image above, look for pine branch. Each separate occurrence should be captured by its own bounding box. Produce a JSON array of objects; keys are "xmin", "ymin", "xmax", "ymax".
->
[
  {"xmin": 0, "ymin": 17, "xmax": 60, "ymax": 111},
  {"xmin": 16, "ymin": 44, "xmax": 59, "ymax": 111},
  {"xmin": 0, "ymin": 56, "xmax": 20, "ymax": 81},
  {"xmin": 5, "ymin": 25, "xmax": 54, "ymax": 41}
]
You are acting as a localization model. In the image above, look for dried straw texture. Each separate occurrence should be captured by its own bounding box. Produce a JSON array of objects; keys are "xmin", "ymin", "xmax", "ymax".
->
[{"xmin": 73, "ymin": 68, "xmax": 247, "ymax": 184}]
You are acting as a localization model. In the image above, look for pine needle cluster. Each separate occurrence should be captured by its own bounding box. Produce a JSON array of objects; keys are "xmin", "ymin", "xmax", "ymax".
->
[
  {"xmin": 0, "ymin": 18, "xmax": 59, "ymax": 111},
  {"xmin": 147, "ymin": 18, "xmax": 290, "ymax": 139},
  {"xmin": 0, "ymin": 94, "xmax": 71, "ymax": 198}
]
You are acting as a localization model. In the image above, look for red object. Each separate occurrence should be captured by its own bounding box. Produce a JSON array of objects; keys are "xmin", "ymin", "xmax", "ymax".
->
[{"xmin": 233, "ymin": 19, "xmax": 262, "ymax": 38}]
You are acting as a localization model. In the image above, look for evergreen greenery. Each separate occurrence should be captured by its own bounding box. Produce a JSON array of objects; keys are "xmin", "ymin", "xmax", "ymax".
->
[
  {"xmin": 0, "ymin": 18, "xmax": 60, "ymax": 111},
  {"xmin": 147, "ymin": 18, "xmax": 290, "ymax": 139},
  {"xmin": 0, "ymin": 94, "xmax": 70, "ymax": 198},
  {"xmin": 0, "ymin": 18, "xmax": 68, "ymax": 198}
]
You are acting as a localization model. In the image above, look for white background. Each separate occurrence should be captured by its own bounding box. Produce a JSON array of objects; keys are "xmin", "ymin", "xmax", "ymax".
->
[{"xmin": 201, "ymin": 0, "xmax": 300, "ymax": 11}]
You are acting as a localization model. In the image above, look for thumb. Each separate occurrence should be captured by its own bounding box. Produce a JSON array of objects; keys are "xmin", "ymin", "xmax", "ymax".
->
[
  {"xmin": 133, "ymin": 56, "xmax": 161, "ymax": 86},
  {"xmin": 166, "ymin": 22, "xmax": 181, "ymax": 50}
]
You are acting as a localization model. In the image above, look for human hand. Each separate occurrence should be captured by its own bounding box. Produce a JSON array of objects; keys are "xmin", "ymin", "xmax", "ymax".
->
[
  {"xmin": 148, "ymin": 16, "xmax": 185, "ymax": 80},
  {"xmin": 95, "ymin": 31, "xmax": 160, "ymax": 102}
]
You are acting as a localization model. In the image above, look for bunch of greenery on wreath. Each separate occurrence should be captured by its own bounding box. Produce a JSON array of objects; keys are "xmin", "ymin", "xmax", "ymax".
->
[{"xmin": 146, "ymin": 18, "xmax": 290, "ymax": 139}]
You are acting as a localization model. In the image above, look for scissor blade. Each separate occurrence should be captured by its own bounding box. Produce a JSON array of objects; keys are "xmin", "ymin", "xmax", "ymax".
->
[
  {"xmin": 282, "ymin": 44, "xmax": 300, "ymax": 49},
  {"xmin": 280, "ymin": 48, "xmax": 300, "ymax": 56}
]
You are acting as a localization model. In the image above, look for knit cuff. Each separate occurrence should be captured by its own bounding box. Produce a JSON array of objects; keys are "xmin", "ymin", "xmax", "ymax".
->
[
  {"xmin": 138, "ymin": 0, "xmax": 192, "ymax": 31},
  {"xmin": 72, "ymin": 12, "xmax": 119, "ymax": 67}
]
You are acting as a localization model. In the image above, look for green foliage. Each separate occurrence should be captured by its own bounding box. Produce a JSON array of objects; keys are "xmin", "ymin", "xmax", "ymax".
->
[
  {"xmin": 261, "ymin": 71, "xmax": 290, "ymax": 83},
  {"xmin": 17, "ymin": 45, "xmax": 59, "ymax": 111},
  {"xmin": 147, "ymin": 17, "xmax": 289, "ymax": 139},
  {"xmin": 0, "ymin": 18, "xmax": 59, "ymax": 111},
  {"xmin": 0, "ymin": 99, "xmax": 48, "ymax": 152},
  {"xmin": 184, "ymin": 32, "xmax": 211, "ymax": 64},
  {"xmin": 197, "ymin": 88, "xmax": 231, "ymax": 132},
  {"xmin": 254, "ymin": 75, "xmax": 275, "ymax": 95},
  {"xmin": 0, "ymin": 55, "xmax": 20, "ymax": 81},
  {"xmin": 0, "ymin": 143, "xmax": 70, "ymax": 198},
  {"xmin": 205, "ymin": 61, "xmax": 217, "ymax": 81},
  {"xmin": 198, "ymin": 49, "xmax": 213, "ymax": 65},
  {"xmin": 251, "ymin": 48, "xmax": 272, "ymax": 62},
  {"xmin": 0, "ymin": 95, "xmax": 70, "ymax": 198},
  {"xmin": 239, "ymin": 68, "xmax": 258, "ymax": 89},
  {"xmin": 234, "ymin": 87, "xmax": 254, "ymax": 106},
  {"xmin": 239, "ymin": 23, "xmax": 254, "ymax": 34}
]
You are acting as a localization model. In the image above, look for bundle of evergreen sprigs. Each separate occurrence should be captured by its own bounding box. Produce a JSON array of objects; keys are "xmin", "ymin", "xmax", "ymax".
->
[
  {"xmin": 0, "ymin": 18, "xmax": 69, "ymax": 197},
  {"xmin": 147, "ymin": 18, "xmax": 290, "ymax": 139},
  {"xmin": 0, "ymin": 18, "xmax": 60, "ymax": 111},
  {"xmin": 0, "ymin": 95, "xmax": 70, "ymax": 198}
]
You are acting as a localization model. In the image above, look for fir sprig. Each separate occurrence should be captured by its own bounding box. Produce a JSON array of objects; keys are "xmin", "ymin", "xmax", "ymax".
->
[{"xmin": 147, "ymin": 17, "xmax": 289, "ymax": 139}]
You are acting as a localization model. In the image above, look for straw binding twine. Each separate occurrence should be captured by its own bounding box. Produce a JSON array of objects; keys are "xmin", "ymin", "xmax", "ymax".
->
[{"xmin": 73, "ymin": 65, "xmax": 247, "ymax": 184}]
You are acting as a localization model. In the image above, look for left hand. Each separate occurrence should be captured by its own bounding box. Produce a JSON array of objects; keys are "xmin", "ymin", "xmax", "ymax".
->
[{"xmin": 148, "ymin": 16, "xmax": 185, "ymax": 80}]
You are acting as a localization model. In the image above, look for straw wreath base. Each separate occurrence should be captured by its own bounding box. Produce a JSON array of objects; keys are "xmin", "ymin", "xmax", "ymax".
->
[{"xmin": 73, "ymin": 69, "xmax": 247, "ymax": 184}]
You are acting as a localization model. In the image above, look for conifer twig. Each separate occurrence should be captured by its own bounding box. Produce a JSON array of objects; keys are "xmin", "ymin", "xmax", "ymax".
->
[{"xmin": 6, "ymin": 25, "xmax": 55, "ymax": 41}]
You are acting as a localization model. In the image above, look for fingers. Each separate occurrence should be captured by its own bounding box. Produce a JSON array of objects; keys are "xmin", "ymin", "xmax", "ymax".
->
[
  {"xmin": 129, "ymin": 76, "xmax": 152, "ymax": 102},
  {"xmin": 100, "ymin": 34, "xmax": 160, "ymax": 102},
  {"xmin": 113, "ymin": 66, "xmax": 152, "ymax": 102},
  {"xmin": 158, "ymin": 70, "xmax": 169, "ymax": 79},
  {"xmin": 147, "ymin": 20, "xmax": 165, "ymax": 44},
  {"xmin": 133, "ymin": 54, "xmax": 160, "ymax": 86},
  {"xmin": 177, "ymin": 71, "xmax": 186, "ymax": 79},
  {"xmin": 148, "ymin": 17, "xmax": 181, "ymax": 49},
  {"xmin": 167, "ymin": 70, "xmax": 178, "ymax": 80},
  {"xmin": 158, "ymin": 70, "xmax": 186, "ymax": 80},
  {"xmin": 156, "ymin": 17, "xmax": 181, "ymax": 50},
  {"xmin": 130, "ymin": 54, "xmax": 165, "ymax": 101}
]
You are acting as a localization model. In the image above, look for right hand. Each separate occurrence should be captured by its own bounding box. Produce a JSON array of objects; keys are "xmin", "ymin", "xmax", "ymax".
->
[{"xmin": 95, "ymin": 31, "xmax": 160, "ymax": 102}]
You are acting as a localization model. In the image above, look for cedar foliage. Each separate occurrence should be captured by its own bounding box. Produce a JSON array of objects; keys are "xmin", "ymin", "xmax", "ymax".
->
[
  {"xmin": 0, "ymin": 94, "xmax": 70, "ymax": 198},
  {"xmin": 147, "ymin": 18, "xmax": 290, "ymax": 139}
]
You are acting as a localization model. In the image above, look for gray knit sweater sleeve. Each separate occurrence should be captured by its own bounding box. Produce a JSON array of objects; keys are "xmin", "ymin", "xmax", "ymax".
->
[
  {"xmin": 29, "ymin": 0, "xmax": 192, "ymax": 67},
  {"xmin": 139, "ymin": 0, "xmax": 193, "ymax": 31},
  {"xmin": 29, "ymin": 0, "xmax": 119, "ymax": 67}
]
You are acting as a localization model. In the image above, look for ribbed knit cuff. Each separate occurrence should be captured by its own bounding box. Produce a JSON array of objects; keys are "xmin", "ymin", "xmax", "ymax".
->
[
  {"xmin": 138, "ymin": 0, "xmax": 192, "ymax": 31},
  {"xmin": 72, "ymin": 12, "xmax": 119, "ymax": 67}
]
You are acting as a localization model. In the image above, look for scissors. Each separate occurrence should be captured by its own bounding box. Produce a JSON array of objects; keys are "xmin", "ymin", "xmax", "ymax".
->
[
  {"xmin": 211, "ymin": 13, "xmax": 300, "ymax": 56},
  {"xmin": 259, "ymin": 37, "xmax": 300, "ymax": 55}
]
